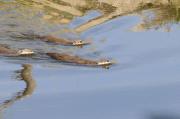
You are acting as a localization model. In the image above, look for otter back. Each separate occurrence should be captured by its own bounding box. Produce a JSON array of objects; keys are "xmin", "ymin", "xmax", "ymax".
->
[{"xmin": 47, "ymin": 53, "xmax": 97, "ymax": 66}]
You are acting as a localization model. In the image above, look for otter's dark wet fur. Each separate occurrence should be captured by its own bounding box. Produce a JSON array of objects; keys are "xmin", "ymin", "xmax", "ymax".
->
[
  {"xmin": 0, "ymin": 44, "xmax": 17, "ymax": 56},
  {"xmin": 38, "ymin": 35, "xmax": 74, "ymax": 45},
  {"xmin": 18, "ymin": 32, "xmax": 90, "ymax": 46},
  {"xmin": 0, "ymin": 44, "xmax": 34, "ymax": 56},
  {"xmin": 47, "ymin": 53, "xmax": 98, "ymax": 66}
]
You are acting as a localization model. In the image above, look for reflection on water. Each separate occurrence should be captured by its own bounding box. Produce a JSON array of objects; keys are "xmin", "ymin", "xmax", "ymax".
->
[
  {"xmin": 133, "ymin": 5, "xmax": 180, "ymax": 31},
  {"xmin": 13, "ymin": 0, "xmax": 180, "ymax": 32},
  {"xmin": 0, "ymin": 0, "xmax": 179, "ymax": 33},
  {"xmin": 0, "ymin": 64, "xmax": 36, "ymax": 112},
  {"xmin": 0, "ymin": 0, "xmax": 179, "ymax": 65},
  {"xmin": 0, "ymin": 0, "xmax": 180, "ymax": 119}
]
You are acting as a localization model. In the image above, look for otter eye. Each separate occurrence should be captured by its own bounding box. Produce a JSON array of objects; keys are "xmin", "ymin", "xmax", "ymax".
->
[{"xmin": 107, "ymin": 60, "xmax": 109, "ymax": 62}]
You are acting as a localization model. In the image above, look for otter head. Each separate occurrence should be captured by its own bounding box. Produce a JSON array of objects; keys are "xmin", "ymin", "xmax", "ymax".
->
[
  {"xmin": 72, "ymin": 40, "xmax": 84, "ymax": 46},
  {"xmin": 97, "ymin": 60, "xmax": 112, "ymax": 66},
  {"xmin": 17, "ymin": 49, "xmax": 34, "ymax": 55}
]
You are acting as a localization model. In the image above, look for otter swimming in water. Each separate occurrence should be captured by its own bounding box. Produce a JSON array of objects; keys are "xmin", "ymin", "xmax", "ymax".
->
[
  {"xmin": 47, "ymin": 52, "xmax": 113, "ymax": 68},
  {"xmin": 16, "ymin": 33, "xmax": 91, "ymax": 46},
  {"xmin": 0, "ymin": 44, "xmax": 34, "ymax": 56},
  {"xmin": 0, "ymin": 44, "xmax": 113, "ymax": 68},
  {"xmin": 37, "ymin": 35, "xmax": 91, "ymax": 46}
]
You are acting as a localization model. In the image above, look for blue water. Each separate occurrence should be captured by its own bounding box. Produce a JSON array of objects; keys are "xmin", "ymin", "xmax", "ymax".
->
[{"xmin": 0, "ymin": 1, "xmax": 180, "ymax": 119}]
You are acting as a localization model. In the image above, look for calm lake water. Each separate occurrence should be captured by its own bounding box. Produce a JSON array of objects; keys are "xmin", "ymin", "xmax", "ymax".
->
[{"xmin": 0, "ymin": 0, "xmax": 180, "ymax": 119}]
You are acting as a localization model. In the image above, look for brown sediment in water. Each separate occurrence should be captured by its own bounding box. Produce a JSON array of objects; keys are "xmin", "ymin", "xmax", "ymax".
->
[{"xmin": 47, "ymin": 52, "xmax": 112, "ymax": 67}]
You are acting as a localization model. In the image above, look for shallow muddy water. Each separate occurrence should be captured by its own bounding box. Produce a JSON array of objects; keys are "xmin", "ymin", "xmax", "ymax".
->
[{"xmin": 0, "ymin": 0, "xmax": 180, "ymax": 119}]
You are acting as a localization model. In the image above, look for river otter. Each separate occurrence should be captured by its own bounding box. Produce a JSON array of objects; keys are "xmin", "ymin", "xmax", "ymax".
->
[
  {"xmin": 0, "ymin": 44, "xmax": 34, "ymax": 56},
  {"xmin": 38, "ymin": 35, "xmax": 91, "ymax": 46},
  {"xmin": 47, "ymin": 52, "xmax": 113, "ymax": 68},
  {"xmin": 0, "ymin": 44, "xmax": 113, "ymax": 68},
  {"xmin": 17, "ymin": 33, "xmax": 91, "ymax": 46}
]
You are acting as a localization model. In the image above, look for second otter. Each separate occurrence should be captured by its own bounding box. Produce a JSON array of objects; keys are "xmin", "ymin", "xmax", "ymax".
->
[
  {"xmin": 38, "ymin": 35, "xmax": 91, "ymax": 46},
  {"xmin": 18, "ymin": 33, "xmax": 91, "ymax": 46},
  {"xmin": 47, "ymin": 52, "xmax": 113, "ymax": 68},
  {"xmin": 0, "ymin": 44, "xmax": 34, "ymax": 56}
]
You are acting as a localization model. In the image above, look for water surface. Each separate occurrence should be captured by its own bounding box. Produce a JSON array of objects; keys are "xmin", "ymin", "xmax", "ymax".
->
[{"xmin": 0, "ymin": 0, "xmax": 180, "ymax": 119}]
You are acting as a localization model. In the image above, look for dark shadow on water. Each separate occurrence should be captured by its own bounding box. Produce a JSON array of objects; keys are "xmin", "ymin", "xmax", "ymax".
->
[{"xmin": 0, "ymin": 64, "xmax": 36, "ymax": 112}]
